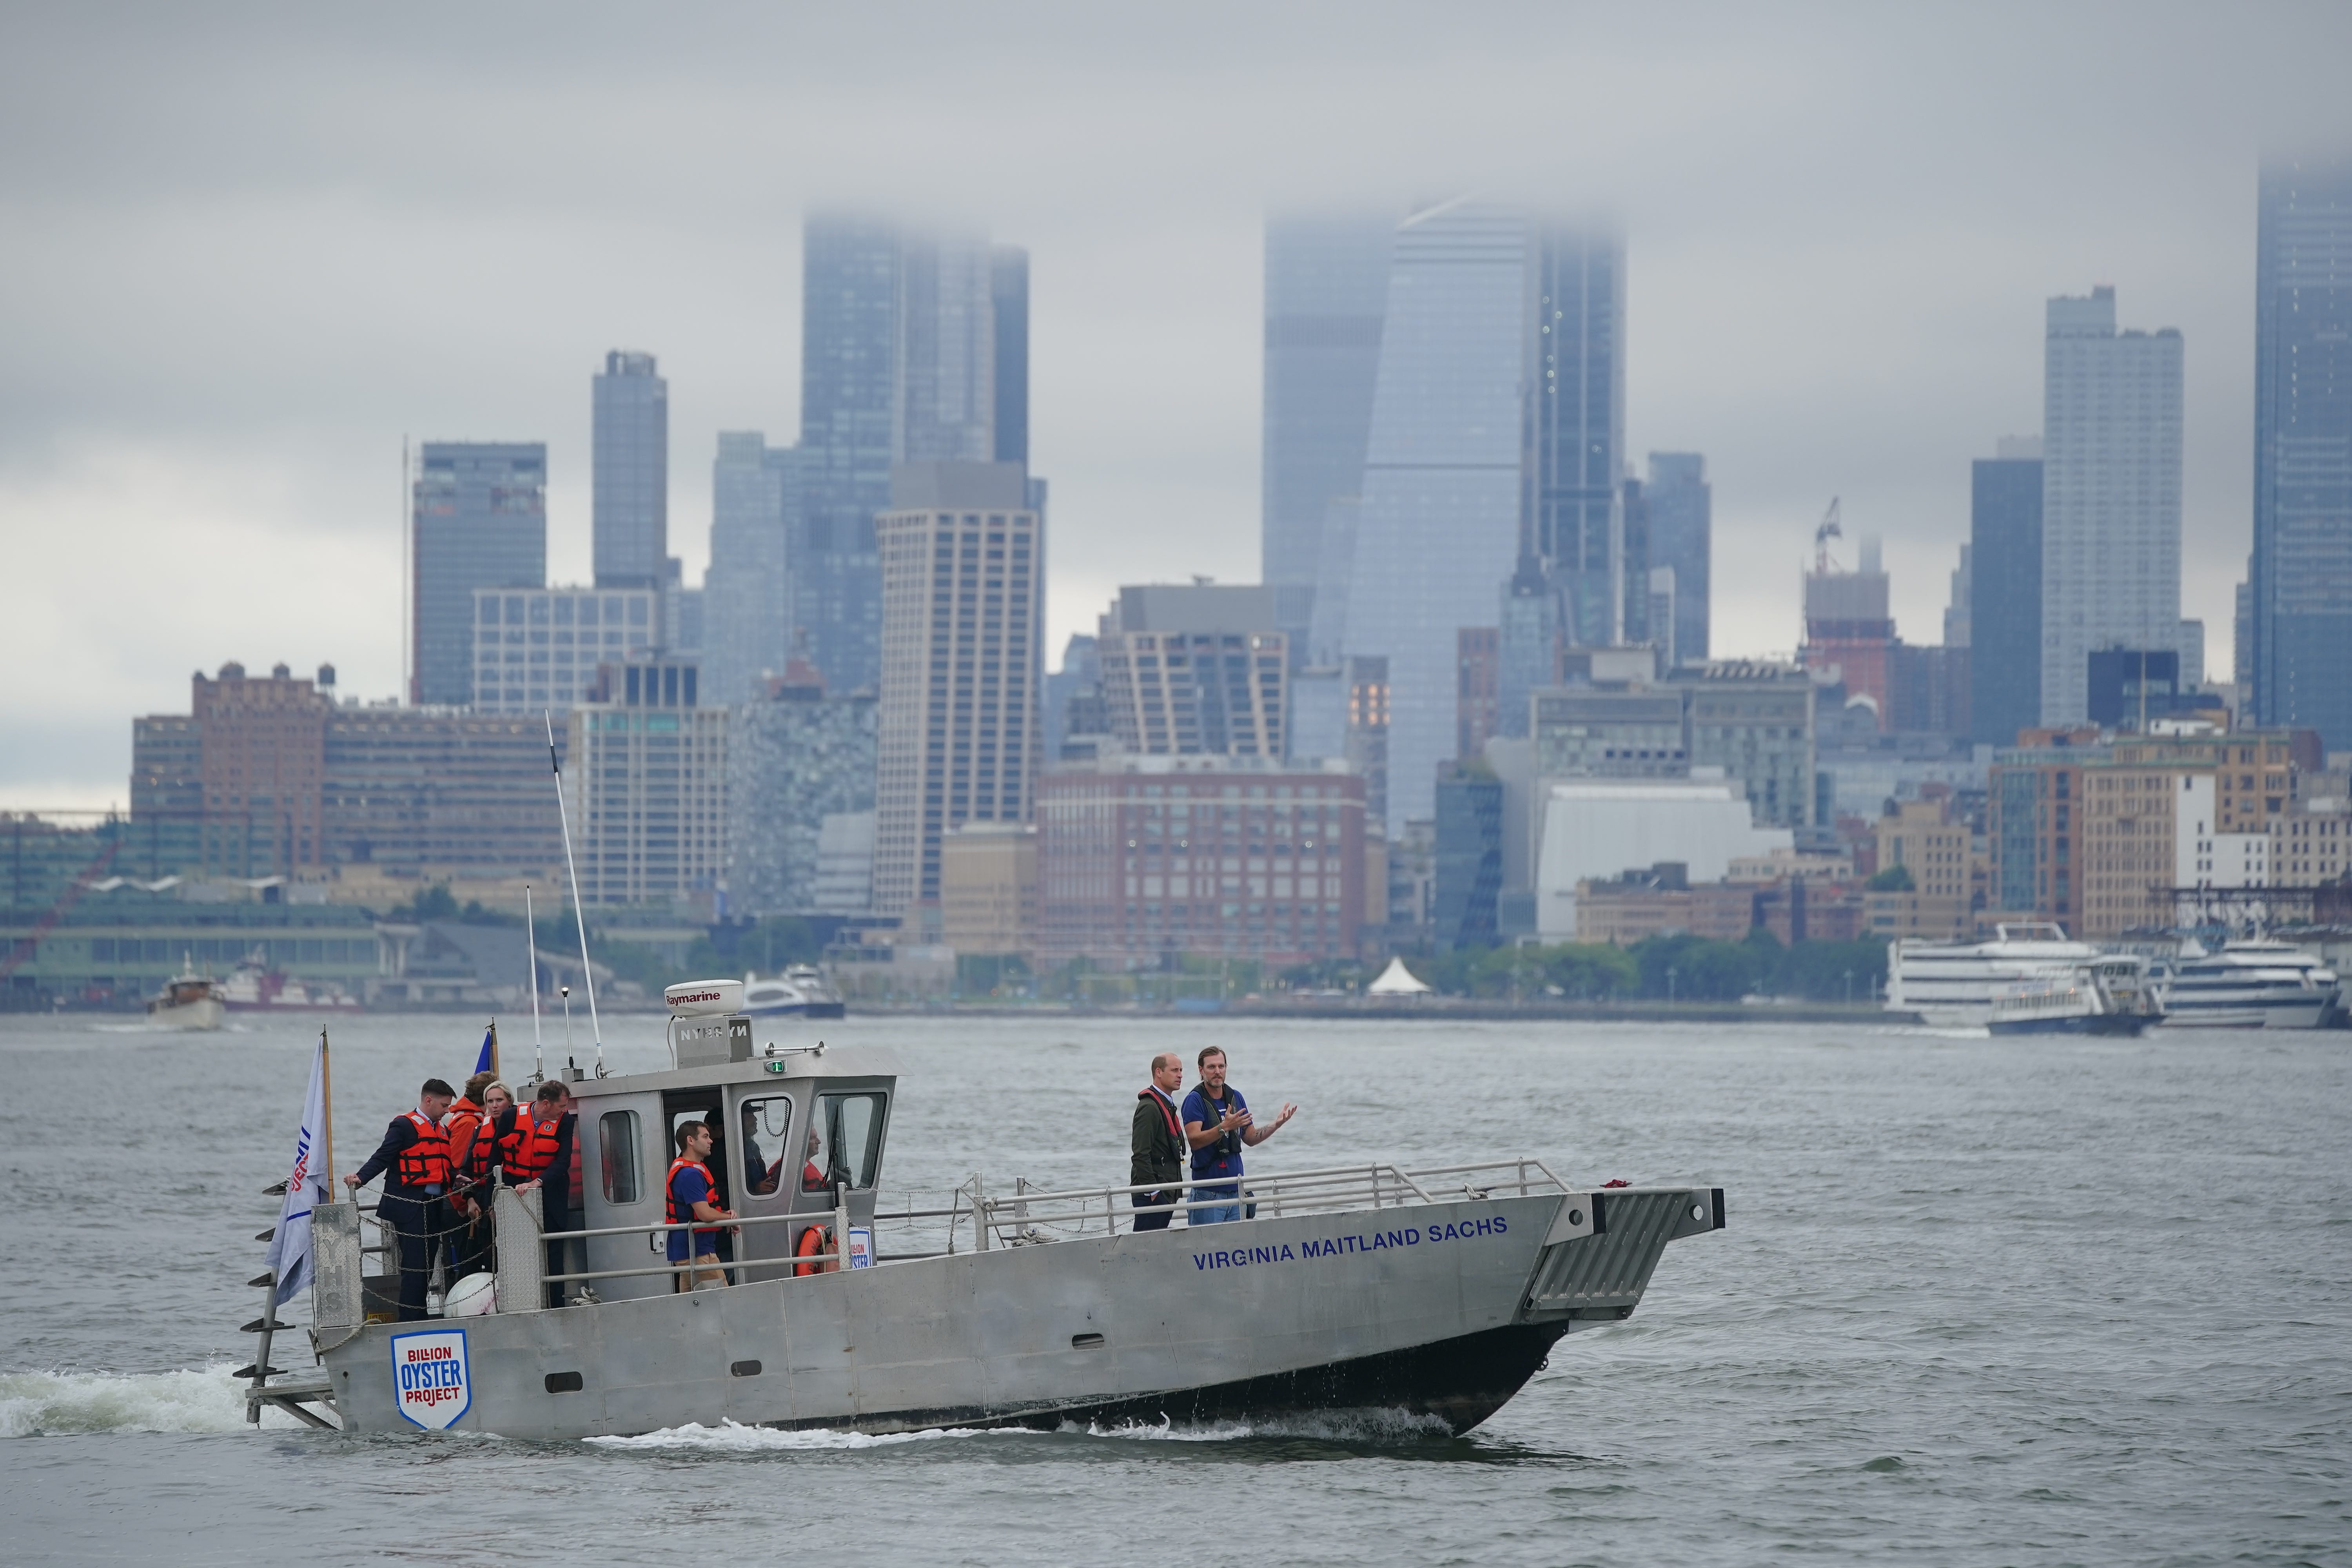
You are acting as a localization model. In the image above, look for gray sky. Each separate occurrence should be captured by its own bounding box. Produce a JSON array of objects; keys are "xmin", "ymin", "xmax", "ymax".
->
[{"xmin": 4, "ymin": 2, "xmax": 2348, "ymax": 808}]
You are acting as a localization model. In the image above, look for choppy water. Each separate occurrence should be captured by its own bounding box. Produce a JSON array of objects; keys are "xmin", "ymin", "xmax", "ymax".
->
[{"xmin": 2, "ymin": 1010, "xmax": 2346, "ymax": 1565}]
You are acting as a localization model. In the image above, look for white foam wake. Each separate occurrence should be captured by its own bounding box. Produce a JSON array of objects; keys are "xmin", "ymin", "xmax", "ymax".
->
[
  {"xmin": 0, "ymin": 1366, "xmax": 304, "ymax": 1436},
  {"xmin": 587, "ymin": 1419, "xmax": 1017, "ymax": 1451},
  {"xmin": 1073, "ymin": 1407, "xmax": 1454, "ymax": 1443}
]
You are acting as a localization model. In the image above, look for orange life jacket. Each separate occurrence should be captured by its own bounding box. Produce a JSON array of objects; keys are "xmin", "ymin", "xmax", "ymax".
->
[
  {"xmin": 443, "ymin": 1099, "xmax": 483, "ymax": 1187},
  {"xmin": 463, "ymin": 1105, "xmax": 507, "ymax": 1186},
  {"xmin": 394, "ymin": 1109, "xmax": 452, "ymax": 1189},
  {"xmin": 666, "ymin": 1157, "xmax": 719, "ymax": 1227},
  {"xmin": 507, "ymin": 1104, "xmax": 566, "ymax": 1183},
  {"xmin": 795, "ymin": 1224, "xmax": 835, "ymax": 1277}
]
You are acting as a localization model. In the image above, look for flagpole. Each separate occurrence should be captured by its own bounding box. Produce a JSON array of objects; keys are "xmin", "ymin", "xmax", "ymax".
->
[
  {"xmin": 319, "ymin": 1027, "xmax": 335, "ymax": 1193},
  {"xmin": 487, "ymin": 1017, "xmax": 499, "ymax": 1082},
  {"xmin": 546, "ymin": 711, "xmax": 603, "ymax": 1077}
]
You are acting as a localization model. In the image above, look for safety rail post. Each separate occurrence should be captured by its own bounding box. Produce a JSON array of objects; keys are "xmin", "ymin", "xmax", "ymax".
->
[
  {"xmin": 834, "ymin": 1183, "xmax": 853, "ymax": 1273},
  {"xmin": 494, "ymin": 1183, "xmax": 543, "ymax": 1312}
]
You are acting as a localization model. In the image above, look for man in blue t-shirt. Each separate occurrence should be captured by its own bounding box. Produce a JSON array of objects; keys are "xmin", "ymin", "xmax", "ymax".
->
[
  {"xmin": 666, "ymin": 1122, "xmax": 735, "ymax": 1290},
  {"xmin": 1180, "ymin": 1046, "xmax": 1297, "ymax": 1225}
]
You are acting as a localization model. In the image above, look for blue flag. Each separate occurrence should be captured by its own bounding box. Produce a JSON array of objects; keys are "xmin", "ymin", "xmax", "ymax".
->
[{"xmin": 474, "ymin": 1023, "xmax": 495, "ymax": 1077}]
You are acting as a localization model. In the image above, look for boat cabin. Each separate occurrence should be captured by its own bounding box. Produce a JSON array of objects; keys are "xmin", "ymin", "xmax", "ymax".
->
[{"xmin": 559, "ymin": 1040, "xmax": 900, "ymax": 1301}]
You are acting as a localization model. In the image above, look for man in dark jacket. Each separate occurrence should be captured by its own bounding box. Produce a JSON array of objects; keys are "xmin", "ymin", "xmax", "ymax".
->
[
  {"xmin": 346, "ymin": 1078, "xmax": 457, "ymax": 1320},
  {"xmin": 1129, "ymin": 1053, "xmax": 1186, "ymax": 1232}
]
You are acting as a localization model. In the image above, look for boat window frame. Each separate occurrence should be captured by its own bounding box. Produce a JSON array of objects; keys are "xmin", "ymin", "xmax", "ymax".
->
[{"xmin": 802, "ymin": 1089, "xmax": 891, "ymax": 1196}]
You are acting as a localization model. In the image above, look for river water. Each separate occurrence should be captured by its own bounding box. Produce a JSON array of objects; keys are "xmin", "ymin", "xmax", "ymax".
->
[{"xmin": 1, "ymin": 1009, "xmax": 2345, "ymax": 1565}]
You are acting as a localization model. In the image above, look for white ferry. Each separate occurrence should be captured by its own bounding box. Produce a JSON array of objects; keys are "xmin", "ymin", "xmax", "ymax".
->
[
  {"xmin": 1887, "ymin": 924, "xmax": 2156, "ymax": 1032},
  {"xmin": 741, "ymin": 964, "xmax": 846, "ymax": 1019},
  {"xmin": 2156, "ymin": 941, "xmax": 2340, "ymax": 1029}
]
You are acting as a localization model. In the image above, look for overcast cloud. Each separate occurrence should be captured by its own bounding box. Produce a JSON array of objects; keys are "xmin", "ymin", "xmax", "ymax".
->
[{"xmin": 3, "ymin": 1, "xmax": 2348, "ymax": 808}]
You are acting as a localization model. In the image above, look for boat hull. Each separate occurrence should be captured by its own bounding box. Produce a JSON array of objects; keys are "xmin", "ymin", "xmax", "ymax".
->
[
  {"xmin": 1988, "ymin": 1011, "xmax": 2149, "ymax": 1036},
  {"xmin": 319, "ymin": 1188, "xmax": 1718, "ymax": 1439},
  {"xmin": 146, "ymin": 998, "xmax": 225, "ymax": 1031},
  {"xmin": 741, "ymin": 1000, "xmax": 847, "ymax": 1020},
  {"xmin": 2159, "ymin": 998, "xmax": 2332, "ymax": 1030}
]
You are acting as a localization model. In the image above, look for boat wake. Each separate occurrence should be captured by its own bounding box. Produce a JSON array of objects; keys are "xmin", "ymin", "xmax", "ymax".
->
[
  {"xmin": 586, "ymin": 1420, "xmax": 1018, "ymax": 1452},
  {"xmin": 0, "ymin": 1366, "xmax": 304, "ymax": 1435},
  {"xmin": 1073, "ymin": 1408, "xmax": 1455, "ymax": 1443}
]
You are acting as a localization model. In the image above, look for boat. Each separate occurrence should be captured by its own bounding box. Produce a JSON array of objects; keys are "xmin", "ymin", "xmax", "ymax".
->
[
  {"xmin": 2156, "ymin": 940, "xmax": 2341, "ymax": 1029},
  {"xmin": 241, "ymin": 985, "xmax": 1724, "ymax": 1438},
  {"xmin": 145, "ymin": 966, "xmax": 225, "ymax": 1031},
  {"xmin": 1887, "ymin": 924, "xmax": 2157, "ymax": 1031},
  {"xmin": 740, "ymin": 964, "xmax": 846, "ymax": 1019},
  {"xmin": 221, "ymin": 958, "xmax": 363, "ymax": 1013}
]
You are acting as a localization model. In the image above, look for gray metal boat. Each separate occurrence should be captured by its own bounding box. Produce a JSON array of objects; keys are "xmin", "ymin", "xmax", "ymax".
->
[{"xmin": 245, "ymin": 1003, "xmax": 1725, "ymax": 1439}]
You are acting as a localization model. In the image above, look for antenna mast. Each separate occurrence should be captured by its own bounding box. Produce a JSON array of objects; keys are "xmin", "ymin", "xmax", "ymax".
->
[{"xmin": 545, "ymin": 712, "xmax": 603, "ymax": 1077}]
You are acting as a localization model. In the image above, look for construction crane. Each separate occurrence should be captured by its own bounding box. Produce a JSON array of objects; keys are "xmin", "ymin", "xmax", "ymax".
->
[{"xmin": 1813, "ymin": 498, "xmax": 1843, "ymax": 573}]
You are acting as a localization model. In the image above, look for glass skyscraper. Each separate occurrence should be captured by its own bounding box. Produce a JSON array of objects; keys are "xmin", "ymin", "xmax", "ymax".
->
[
  {"xmin": 701, "ymin": 431, "xmax": 802, "ymax": 706},
  {"xmin": 2250, "ymin": 154, "xmax": 2352, "ymax": 748},
  {"xmin": 1970, "ymin": 439, "xmax": 2044, "ymax": 748},
  {"xmin": 409, "ymin": 442, "xmax": 546, "ymax": 707},
  {"xmin": 1339, "ymin": 200, "xmax": 1625, "ymax": 829},
  {"xmin": 1262, "ymin": 213, "xmax": 1393, "ymax": 661},
  {"xmin": 991, "ymin": 245, "xmax": 1029, "ymax": 466},
  {"xmin": 2038, "ymin": 287, "xmax": 2183, "ymax": 726},
  {"xmin": 1644, "ymin": 452, "xmax": 1711, "ymax": 666},
  {"xmin": 592, "ymin": 351, "xmax": 667, "ymax": 589},
  {"xmin": 797, "ymin": 215, "xmax": 1029, "ymax": 695}
]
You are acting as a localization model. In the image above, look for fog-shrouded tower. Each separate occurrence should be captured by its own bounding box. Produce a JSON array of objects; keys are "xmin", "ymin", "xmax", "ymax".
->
[
  {"xmin": 2250, "ymin": 154, "xmax": 2352, "ymax": 748},
  {"xmin": 1263, "ymin": 213, "xmax": 1394, "ymax": 662},
  {"xmin": 2039, "ymin": 287, "xmax": 2183, "ymax": 726},
  {"xmin": 593, "ymin": 351, "xmax": 667, "ymax": 590},
  {"xmin": 798, "ymin": 215, "xmax": 1031, "ymax": 695}
]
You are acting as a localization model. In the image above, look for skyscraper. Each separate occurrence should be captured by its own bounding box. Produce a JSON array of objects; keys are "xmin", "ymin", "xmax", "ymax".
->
[
  {"xmin": 797, "ymin": 214, "xmax": 901, "ymax": 694},
  {"xmin": 701, "ymin": 432, "xmax": 800, "ymax": 706},
  {"xmin": 592, "ymin": 351, "xmax": 667, "ymax": 589},
  {"xmin": 1342, "ymin": 200, "xmax": 1624, "ymax": 829},
  {"xmin": 1522, "ymin": 221, "xmax": 1626, "ymax": 651},
  {"xmin": 2250, "ymin": 154, "xmax": 2352, "ymax": 748},
  {"xmin": 1971, "ymin": 438, "xmax": 2043, "ymax": 747},
  {"xmin": 410, "ymin": 442, "xmax": 546, "ymax": 707},
  {"xmin": 1092, "ymin": 585, "xmax": 1287, "ymax": 757},
  {"xmin": 797, "ymin": 215, "xmax": 1030, "ymax": 695},
  {"xmin": 895, "ymin": 229, "xmax": 996, "ymax": 463},
  {"xmin": 1262, "ymin": 213, "xmax": 1394, "ymax": 660},
  {"xmin": 870, "ymin": 461, "xmax": 1043, "ymax": 916},
  {"xmin": 2039, "ymin": 287, "xmax": 2183, "ymax": 726},
  {"xmin": 991, "ymin": 246, "xmax": 1030, "ymax": 466},
  {"xmin": 1645, "ymin": 453, "xmax": 1711, "ymax": 665}
]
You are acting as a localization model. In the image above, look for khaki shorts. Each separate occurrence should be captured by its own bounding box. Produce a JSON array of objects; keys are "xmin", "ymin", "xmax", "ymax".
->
[{"xmin": 677, "ymin": 1252, "xmax": 727, "ymax": 1291}]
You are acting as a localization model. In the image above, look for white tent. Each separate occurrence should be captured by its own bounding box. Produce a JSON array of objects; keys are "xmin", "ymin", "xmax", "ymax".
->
[{"xmin": 1366, "ymin": 956, "xmax": 1432, "ymax": 996}]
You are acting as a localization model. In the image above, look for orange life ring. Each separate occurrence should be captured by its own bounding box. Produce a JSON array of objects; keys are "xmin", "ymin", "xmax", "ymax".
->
[{"xmin": 794, "ymin": 1224, "xmax": 835, "ymax": 1277}]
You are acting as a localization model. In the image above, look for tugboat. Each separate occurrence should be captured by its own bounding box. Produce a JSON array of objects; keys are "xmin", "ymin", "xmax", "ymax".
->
[
  {"xmin": 242, "ymin": 983, "xmax": 1725, "ymax": 1438},
  {"xmin": 146, "ymin": 964, "xmax": 226, "ymax": 1031}
]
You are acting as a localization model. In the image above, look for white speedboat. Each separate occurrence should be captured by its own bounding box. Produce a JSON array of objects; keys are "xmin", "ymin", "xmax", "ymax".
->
[
  {"xmin": 2158, "ymin": 941, "xmax": 2340, "ymax": 1029},
  {"xmin": 741, "ymin": 964, "xmax": 847, "ymax": 1019},
  {"xmin": 1887, "ymin": 924, "xmax": 2156, "ymax": 1031},
  {"xmin": 146, "ymin": 967, "xmax": 226, "ymax": 1031}
]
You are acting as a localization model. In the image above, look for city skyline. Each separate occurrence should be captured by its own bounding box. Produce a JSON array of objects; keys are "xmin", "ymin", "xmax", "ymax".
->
[{"xmin": 4, "ymin": 6, "xmax": 2349, "ymax": 807}]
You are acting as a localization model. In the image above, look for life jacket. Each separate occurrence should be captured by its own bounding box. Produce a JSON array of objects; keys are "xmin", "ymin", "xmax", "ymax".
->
[
  {"xmin": 443, "ymin": 1099, "xmax": 483, "ymax": 1187},
  {"xmin": 666, "ymin": 1157, "xmax": 719, "ymax": 1228},
  {"xmin": 507, "ymin": 1104, "xmax": 566, "ymax": 1184},
  {"xmin": 464, "ymin": 1106, "xmax": 506, "ymax": 1186},
  {"xmin": 393, "ymin": 1109, "xmax": 452, "ymax": 1189},
  {"xmin": 795, "ymin": 1223, "xmax": 835, "ymax": 1277},
  {"xmin": 1138, "ymin": 1086, "xmax": 1182, "ymax": 1153}
]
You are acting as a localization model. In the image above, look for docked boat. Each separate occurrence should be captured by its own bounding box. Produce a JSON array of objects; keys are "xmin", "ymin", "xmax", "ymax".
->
[
  {"xmin": 740, "ymin": 964, "xmax": 846, "ymax": 1019},
  {"xmin": 145, "ymin": 967, "xmax": 225, "ymax": 1031},
  {"xmin": 240, "ymin": 987, "xmax": 1723, "ymax": 1439},
  {"xmin": 1887, "ymin": 924, "xmax": 2157, "ymax": 1031},
  {"xmin": 2157, "ymin": 941, "xmax": 2340, "ymax": 1029}
]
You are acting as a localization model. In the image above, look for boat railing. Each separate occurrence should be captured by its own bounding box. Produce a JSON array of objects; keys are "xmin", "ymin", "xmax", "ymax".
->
[{"xmin": 500, "ymin": 1155, "xmax": 1576, "ymax": 1298}]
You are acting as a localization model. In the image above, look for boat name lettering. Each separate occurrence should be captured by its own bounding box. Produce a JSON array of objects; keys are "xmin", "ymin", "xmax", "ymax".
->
[{"xmin": 1189, "ymin": 1213, "xmax": 1505, "ymax": 1271}]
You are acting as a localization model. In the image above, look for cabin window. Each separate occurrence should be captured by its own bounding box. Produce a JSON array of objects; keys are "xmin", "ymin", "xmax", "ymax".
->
[
  {"xmin": 737, "ymin": 1095, "xmax": 794, "ymax": 1199},
  {"xmin": 600, "ymin": 1111, "xmax": 642, "ymax": 1205},
  {"xmin": 802, "ymin": 1093, "xmax": 887, "ymax": 1194}
]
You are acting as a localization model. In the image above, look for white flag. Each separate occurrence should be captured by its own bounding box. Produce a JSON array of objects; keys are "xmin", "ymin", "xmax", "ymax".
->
[{"xmin": 262, "ymin": 1034, "xmax": 329, "ymax": 1305}]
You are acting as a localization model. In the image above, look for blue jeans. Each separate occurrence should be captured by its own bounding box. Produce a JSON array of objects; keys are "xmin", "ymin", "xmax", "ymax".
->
[{"xmin": 1189, "ymin": 1183, "xmax": 1241, "ymax": 1225}]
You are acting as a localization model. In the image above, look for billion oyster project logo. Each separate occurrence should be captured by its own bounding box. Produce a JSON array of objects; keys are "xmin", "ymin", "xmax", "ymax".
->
[{"xmin": 390, "ymin": 1327, "xmax": 472, "ymax": 1429}]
